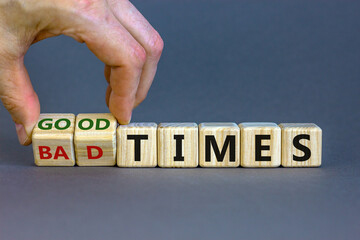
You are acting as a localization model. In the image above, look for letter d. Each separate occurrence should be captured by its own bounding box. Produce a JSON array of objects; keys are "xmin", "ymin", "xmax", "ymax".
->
[{"xmin": 87, "ymin": 146, "xmax": 103, "ymax": 159}]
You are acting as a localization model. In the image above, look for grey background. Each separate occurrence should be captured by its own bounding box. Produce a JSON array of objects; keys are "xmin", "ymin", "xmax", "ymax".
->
[{"xmin": 1, "ymin": 0, "xmax": 359, "ymax": 239}]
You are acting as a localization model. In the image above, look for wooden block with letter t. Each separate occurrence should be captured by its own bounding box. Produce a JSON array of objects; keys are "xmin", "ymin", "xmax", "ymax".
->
[
  {"xmin": 117, "ymin": 123, "xmax": 157, "ymax": 167},
  {"xmin": 239, "ymin": 122, "xmax": 281, "ymax": 167},
  {"xmin": 157, "ymin": 123, "xmax": 198, "ymax": 168},
  {"xmin": 279, "ymin": 123, "xmax": 322, "ymax": 167},
  {"xmin": 74, "ymin": 113, "xmax": 117, "ymax": 166},
  {"xmin": 32, "ymin": 113, "xmax": 75, "ymax": 166},
  {"xmin": 199, "ymin": 123, "xmax": 240, "ymax": 167}
]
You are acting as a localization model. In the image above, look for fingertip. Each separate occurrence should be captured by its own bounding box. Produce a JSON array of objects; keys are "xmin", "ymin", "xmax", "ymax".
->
[
  {"xmin": 118, "ymin": 115, "xmax": 132, "ymax": 125},
  {"xmin": 112, "ymin": 110, "xmax": 132, "ymax": 125},
  {"xmin": 111, "ymin": 107, "xmax": 132, "ymax": 125},
  {"xmin": 15, "ymin": 123, "xmax": 32, "ymax": 146},
  {"xmin": 109, "ymin": 93, "xmax": 133, "ymax": 125}
]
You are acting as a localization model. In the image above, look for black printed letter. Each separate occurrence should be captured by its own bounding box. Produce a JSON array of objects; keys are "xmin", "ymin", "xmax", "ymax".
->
[
  {"xmin": 205, "ymin": 135, "xmax": 235, "ymax": 162},
  {"xmin": 293, "ymin": 134, "xmax": 311, "ymax": 161},
  {"xmin": 255, "ymin": 135, "xmax": 271, "ymax": 161},
  {"xmin": 174, "ymin": 135, "xmax": 184, "ymax": 161},
  {"xmin": 127, "ymin": 135, "xmax": 148, "ymax": 161}
]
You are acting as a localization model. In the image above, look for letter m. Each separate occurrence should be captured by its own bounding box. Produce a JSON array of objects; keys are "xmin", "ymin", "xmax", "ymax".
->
[{"xmin": 205, "ymin": 135, "xmax": 236, "ymax": 162}]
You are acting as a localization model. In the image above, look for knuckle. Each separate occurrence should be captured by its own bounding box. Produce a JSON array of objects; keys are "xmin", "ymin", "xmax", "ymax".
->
[
  {"xmin": 146, "ymin": 31, "xmax": 164, "ymax": 60},
  {"xmin": 72, "ymin": 0, "xmax": 107, "ymax": 25},
  {"xmin": 74, "ymin": 0, "xmax": 97, "ymax": 12},
  {"xmin": 129, "ymin": 43, "xmax": 146, "ymax": 69}
]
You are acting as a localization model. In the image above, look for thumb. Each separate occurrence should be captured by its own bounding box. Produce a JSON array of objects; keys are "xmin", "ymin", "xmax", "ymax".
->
[{"xmin": 0, "ymin": 57, "xmax": 40, "ymax": 145}]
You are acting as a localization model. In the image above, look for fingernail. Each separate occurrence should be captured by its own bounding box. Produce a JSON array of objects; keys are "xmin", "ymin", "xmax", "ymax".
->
[
  {"xmin": 15, "ymin": 123, "xmax": 31, "ymax": 145},
  {"xmin": 119, "ymin": 113, "xmax": 132, "ymax": 125}
]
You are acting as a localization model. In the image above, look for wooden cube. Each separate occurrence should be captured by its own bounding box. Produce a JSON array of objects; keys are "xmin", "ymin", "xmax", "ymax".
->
[
  {"xmin": 117, "ymin": 123, "xmax": 157, "ymax": 167},
  {"xmin": 158, "ymin": 123, "xmax": 198, "ymax": 168},
  {"xmin": 199, "ymin": 123, "xmax": 240, "ymax": 167},
  {"xmin": 32, "ymin": 113, "xmax": 75, "ymax": 166},
  {"xmin": 279, "ymin": 123, "xmax": 322, "ymax": 167},
  {"xmin": 74, "ymin": 113, "xmax": 117, "ymax": 166},
  {"xmin": 239, "ymin": 122, "xmax": 281, "ymax": 167}
]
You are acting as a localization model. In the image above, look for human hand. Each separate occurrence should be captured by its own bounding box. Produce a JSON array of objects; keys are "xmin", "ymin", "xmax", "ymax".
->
[{"xmin": 0, "ymin": 0, "xmax": 163, "ymax": 145}]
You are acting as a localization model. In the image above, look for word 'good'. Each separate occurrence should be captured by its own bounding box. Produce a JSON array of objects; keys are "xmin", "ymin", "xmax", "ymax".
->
[{"xmin": 32, "ymin": 113, "xmax": 322, "ymax": 168}]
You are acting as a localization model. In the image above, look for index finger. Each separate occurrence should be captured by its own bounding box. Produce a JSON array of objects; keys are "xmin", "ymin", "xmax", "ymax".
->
[{"xmin": 76, "ymin": 12, "xmax": 146, "ymax": 123}]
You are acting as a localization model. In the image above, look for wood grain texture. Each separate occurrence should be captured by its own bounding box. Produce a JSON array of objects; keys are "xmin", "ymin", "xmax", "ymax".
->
[
  {"xmin": 158, "ymin": 123, "xmax": 198, "ymax": 168},
  {"xmin": 279, "ymin": 123, "xmax": 322, "ymax": 167},
  {"xmin": 74, "ymin": 113, "xmax": 117, "ymax": 166},
  {"xmin": 199, "ymin": 123, "xmax": 240, "ymax": 167},
  {"xmin": 117, "ymin": 123, "xmax": 157, "ymax": 167},
  {"xmin": 239, "ymin": 122, "xmax": 281, "ymax": 167},
  {"xmin": 32, "ymin": 113, "xmax": 75, "ymax": 166}
]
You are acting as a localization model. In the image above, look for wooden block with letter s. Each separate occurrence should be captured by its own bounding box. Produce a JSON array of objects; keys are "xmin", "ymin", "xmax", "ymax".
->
[
  {"xmin": 199, "ymin": 122, "xmax": 240, "ymax": 167},
  {"xmin": 279, "ymin": 123, "xmax": 322, "ymax": 167},
  {"xmin": 32, "ymin": 113, "xmax": 76, "ymax": 166},
  {"xmin": 117, "ymin": 123, "xmax": 157, "ymax": 167},
  {"xmin": 74, "ymin": 113, "xmax": 117, "ymax": 166},
  {"xmin": 157, "ymin": 123, "xmax": 198, "ymax": 168},
  {"xmin": 239, "ymin": 122, "xmax": 281, "ymax": 167}
]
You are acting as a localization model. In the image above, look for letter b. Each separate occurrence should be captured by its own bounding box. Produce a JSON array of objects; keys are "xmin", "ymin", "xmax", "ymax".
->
[{"xmin": 39, "ymin": 146, "xmax": 52, "ymax": 159}]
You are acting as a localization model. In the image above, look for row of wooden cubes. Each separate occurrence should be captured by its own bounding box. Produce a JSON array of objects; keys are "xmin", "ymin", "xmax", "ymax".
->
[{"xmin": 32, "ymin": 113, "xmax": 322, "ymax": 167}]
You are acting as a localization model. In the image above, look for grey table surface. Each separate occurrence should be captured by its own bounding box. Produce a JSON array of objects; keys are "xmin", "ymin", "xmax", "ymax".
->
[{"xmin": 1, "ymin": 1, "xmax": 359, "ymax": 239}]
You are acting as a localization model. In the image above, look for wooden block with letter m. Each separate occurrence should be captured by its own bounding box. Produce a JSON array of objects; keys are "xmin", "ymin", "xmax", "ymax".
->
[{"xmin": 199, "ymin": 123, "xmax": 240, "ymax": 167}]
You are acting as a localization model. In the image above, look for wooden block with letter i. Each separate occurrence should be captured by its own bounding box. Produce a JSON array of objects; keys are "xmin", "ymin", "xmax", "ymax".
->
[
  {"xmin": 239, "ymin": 122, "xmax": 281, "ymax": 167},
  {"xmin": 117, "ymin": 123, "xmax": 157, "ymax": 167},
  {"xmin": 32, "ymin": 114, "xmax": 75, "ymax": 166},
  {"xmin": 74, "ymin": 113, "xmax": 117, "ymax": 166},
  {"xmin": 199, "ymin": 123, "xmax": 240, "ymax": 167},
  {"xmin": 279, "ymin": 123, "xmax": 322, "ymax": 167},
  {"xmin": 158, "ymin": 123, "xmax": 198, "ymax": 168}
]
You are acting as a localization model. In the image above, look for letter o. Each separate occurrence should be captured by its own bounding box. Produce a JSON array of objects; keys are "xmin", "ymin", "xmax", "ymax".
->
[
  {"xmin": 55, "ymin": 119, "xmax": 71, "ymax": 130},
  {"xmin": 78, "ymin": 119, "xmax": 94, "ymax": 130}
]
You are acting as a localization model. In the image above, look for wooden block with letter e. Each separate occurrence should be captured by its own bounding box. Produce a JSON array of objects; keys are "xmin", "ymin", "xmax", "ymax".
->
[
  {"xmin": 239, "ymin": 122, "xmax": 281, "ymax": 167},
  {"xmin": 74, "ymin": 113, "xmax": 117, "ymax": 166},
  {"xmin": 199, "ymin": 123, "xmax": 240, "ymax": 167},
  {"xmin": 32, "ymin": 113, "xmax": 75, "ymax": 166},
  {"xmin": 157, "ymin": 123, "xmax": 198, "ymax": 168},
  {"xmin": 117, "ymin": 123, "xmax": 157, "ymax": 167},
  {"xmin": 279, "ymin": 123, "xmax": 322, "ymax": 167}
]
